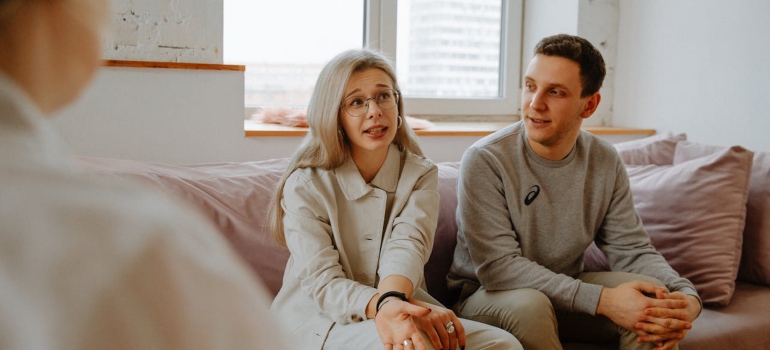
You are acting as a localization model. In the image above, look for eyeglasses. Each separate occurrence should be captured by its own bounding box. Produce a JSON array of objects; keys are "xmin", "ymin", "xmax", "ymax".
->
[{"xmin": 340, "ymin": 89, "xmax": 399, "ymax": 117}]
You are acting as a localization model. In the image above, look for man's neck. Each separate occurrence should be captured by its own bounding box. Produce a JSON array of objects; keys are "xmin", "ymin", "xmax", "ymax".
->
[{"xmin": 528, "ymin": 138, "xmax": 578, "ymax": 161}]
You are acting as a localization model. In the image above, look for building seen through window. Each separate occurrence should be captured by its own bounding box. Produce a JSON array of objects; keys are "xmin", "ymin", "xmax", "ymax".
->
[
  {"xmin": 225, "ymin": 0, "xmax": 511, "ymax": 119},
  {"xmin": 398, "ymin": 0, "xmax": 502, "ymax": 98}
]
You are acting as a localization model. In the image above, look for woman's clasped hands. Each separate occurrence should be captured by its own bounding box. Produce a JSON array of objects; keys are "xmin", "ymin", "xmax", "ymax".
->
[{"xmin": 375, "ymin": 298, "xmax": 466, "ymax": 350}]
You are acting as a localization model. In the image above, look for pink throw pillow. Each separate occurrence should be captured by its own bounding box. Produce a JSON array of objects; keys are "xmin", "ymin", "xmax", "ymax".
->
[
  {"xmin": 626, "ymin": 145, "xmax": 753, "ymax": 305},
  {"xmin": 614, "ymin": 132, "xmax": 687, "ymax": 166},
  {"xmin": 674, "ymin": 141, "xmax": 770, "ymax": 286}
]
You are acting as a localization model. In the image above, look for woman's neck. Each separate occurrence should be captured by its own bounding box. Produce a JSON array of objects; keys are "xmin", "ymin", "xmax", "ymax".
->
[{"xmin": 351, "ymin": 148, "xmax": 388, "ymax": 183}]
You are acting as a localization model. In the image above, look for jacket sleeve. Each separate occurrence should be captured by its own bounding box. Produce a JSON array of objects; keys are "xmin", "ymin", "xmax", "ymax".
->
[
  {"xmin": 378, "ymin": 161, "xmax": 440, "ymax": 291},
  {"xmin": 281, "ymin": 171, "xmax": 378, "ymax": 324}
]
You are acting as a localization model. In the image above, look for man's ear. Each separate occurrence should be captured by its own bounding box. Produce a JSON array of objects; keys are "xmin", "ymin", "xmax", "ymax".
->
[{"xmin": 580, "ymin": 93, "xmax": 601, "ymax": 119}]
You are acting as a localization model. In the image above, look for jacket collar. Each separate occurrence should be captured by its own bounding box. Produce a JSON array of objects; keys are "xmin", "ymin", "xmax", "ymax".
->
[{"xmin": 335, "ymin": 144, "xmax": 401, "ymax": 200}]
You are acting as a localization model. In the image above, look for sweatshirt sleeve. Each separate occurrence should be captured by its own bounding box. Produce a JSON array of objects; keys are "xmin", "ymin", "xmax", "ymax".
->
[{"xmin": 596, "ymin": 161, "xmax": 701, "ymax": 300}]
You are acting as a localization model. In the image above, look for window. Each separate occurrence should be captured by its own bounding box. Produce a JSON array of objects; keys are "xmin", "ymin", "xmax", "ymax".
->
[
  {"xmin": 226, "ymin": 0, "xmax": 522, "ymax": 122},
  {"xmin": 223, "ymin": 1, "xmax": 365, "ymax": 112}
]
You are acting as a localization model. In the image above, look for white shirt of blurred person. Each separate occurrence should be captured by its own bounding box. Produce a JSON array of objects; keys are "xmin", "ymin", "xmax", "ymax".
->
[{"xmin": 0, "ymin": 0, "xmax": 288, "ymax": 349}]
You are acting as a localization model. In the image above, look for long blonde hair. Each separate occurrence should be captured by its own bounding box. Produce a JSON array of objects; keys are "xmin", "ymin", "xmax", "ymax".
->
[{"xmin": 269, "ymin": 49, "xmax": 424, "ymax": 246}]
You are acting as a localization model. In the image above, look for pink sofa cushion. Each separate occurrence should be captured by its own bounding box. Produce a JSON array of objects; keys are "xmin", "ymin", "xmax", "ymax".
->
[
  {"xmin": 426, "ymin": 162, "xmax": 461, "ymax": 307},
  {"xmin": 78, "ymin": 156, "xmax": 292, "ymax": 297},
  {"xmin": 614, "ymin": 132, "xmax": 687, "ymax": 166},
  {"xmin": 586, "ymin": 145, "xmax": 753, "ymax": 306},
  {"xmin": 78, "ymin": 157, "xmax": 465, "ymax": 302},
  {"xmin": 634, "ymin": 146, "xmax": 753, "ymax": 305},
  {"xmin": 673, "ymin": 141, "xmax": 770, "ymax": 286},
  {"xmin": 683, "ymin": 282, "xmax": 770, "ymax": 350}
]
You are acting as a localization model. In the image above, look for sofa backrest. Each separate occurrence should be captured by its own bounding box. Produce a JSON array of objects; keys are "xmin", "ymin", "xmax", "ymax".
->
[
  {"xmin": 428, "ymin": 162, "xmax": 462, "ymax": 306},
  {"xmin": 79, "ymin": 156, "xmax": 463, "ymax": 306},
  {"xmin": 79, "ymin": 156, "xmax": 293, "ymax": 297}
]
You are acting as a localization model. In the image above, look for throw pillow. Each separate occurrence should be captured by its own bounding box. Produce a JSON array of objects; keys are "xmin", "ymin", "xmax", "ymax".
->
[
  {"xmin": 625, "ymin": 145, "xmax": 752, "ymax": 306},
  {"xmin": 614, "ymin": 132, "xmax": 687, "ymax": 166},
  {"xmin": 674, "ymin": 141, "xmax": 770, "ymax": 286}
]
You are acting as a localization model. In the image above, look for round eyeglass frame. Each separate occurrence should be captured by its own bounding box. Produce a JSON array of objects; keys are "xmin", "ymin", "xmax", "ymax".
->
[{"xmin": 339, "ymin": 89, "xmax": 400, "ymax": 117}]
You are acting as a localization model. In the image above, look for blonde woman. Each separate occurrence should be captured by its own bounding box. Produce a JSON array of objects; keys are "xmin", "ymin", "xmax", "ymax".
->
[
  {"xmin": 269, "ymin": 49, "xmax": 521, "ymax": 350},
  {"xmin": 0, "ymin": 0, "xmax": 286, "ymax": 348}
]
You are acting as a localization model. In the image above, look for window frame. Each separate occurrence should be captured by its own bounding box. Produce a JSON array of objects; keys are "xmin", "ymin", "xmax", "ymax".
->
[{"xmin": 366, "ymin": 0, "xmax": 523, "ymax": 118}]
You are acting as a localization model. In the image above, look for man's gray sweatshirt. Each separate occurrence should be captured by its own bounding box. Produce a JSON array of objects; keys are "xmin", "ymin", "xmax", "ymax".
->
[{"xmin": 448, "ymin": 121, "xmax": 698, "ymax": 315}]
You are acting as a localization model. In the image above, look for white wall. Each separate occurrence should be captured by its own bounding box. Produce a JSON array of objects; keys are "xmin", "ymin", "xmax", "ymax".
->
[
  {"xmin": 106, "ymin": 0, "xmax": 222, "ymax": 63},
  {"xmin": 55, "ymin": 66, "xmax": 316, "ymax": 164},
  {"xmin": 54, "ymin": 66, "xmax": 486, "ymax": 163},
  {"xmin": 55, "ymin": 67, "xmax": 246, "ymax": 163},
  {"xmin": 520, "ymin": 0, "xmax": 620, "ymax": 127},
  {"xmin": 53, "ymin": 0, "xmax": 657, "ymax": 164},
  {"xmin": 577, "ymin": 0, "xmax": 619, "ymax": 127},
  {"xmin": 614, "ymin": 0, "xmax": 770, "ymax": 152}
]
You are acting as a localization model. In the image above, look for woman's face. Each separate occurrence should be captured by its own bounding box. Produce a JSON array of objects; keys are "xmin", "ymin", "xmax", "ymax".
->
[{"xmin": 339, "ymin": 68, "xmax": 400, "ymax": 163}]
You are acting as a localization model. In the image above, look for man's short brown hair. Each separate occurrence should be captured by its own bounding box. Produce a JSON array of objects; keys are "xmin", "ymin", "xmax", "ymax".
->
[{"xmin": 534, "ymin": 34, "xmax": 606, "ymax": 97}]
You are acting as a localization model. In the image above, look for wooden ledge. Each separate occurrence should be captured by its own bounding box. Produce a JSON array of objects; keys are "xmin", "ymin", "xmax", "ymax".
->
[
  {"xmin": 245, "ymin": 120, "xmax": 656, "ymax": 138},
  {"xmin": 103, "ymin": 60, "xmax": 245, "ymax": 71}
]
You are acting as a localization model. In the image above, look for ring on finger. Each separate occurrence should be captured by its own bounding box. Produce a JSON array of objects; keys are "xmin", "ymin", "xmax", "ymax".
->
[
  {"xmin": 445, "ymin": 321, "xmax": 455, "ymax": 334},
  {"xmin": 403, "ymin": 339, "xmax": 413, "ymax": 347}
]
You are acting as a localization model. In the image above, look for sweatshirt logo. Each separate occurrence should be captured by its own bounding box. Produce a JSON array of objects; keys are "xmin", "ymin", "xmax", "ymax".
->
[{"xmin": 524, "ymin": 185, "xmax": 540, "ymax": 206}]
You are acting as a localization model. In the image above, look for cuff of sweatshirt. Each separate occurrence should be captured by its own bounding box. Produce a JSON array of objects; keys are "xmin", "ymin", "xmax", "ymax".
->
[
  {"xmin": 677, "ymin": 286, "xmax": 703, "ymax": 318},
  {"xmin": 575, "ymin": 282, "xmax": 604, "ymax": 315}
]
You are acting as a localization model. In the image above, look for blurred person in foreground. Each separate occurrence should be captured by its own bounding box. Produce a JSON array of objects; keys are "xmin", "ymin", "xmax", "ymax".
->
[{"xmin": 0, "ymin": 0, "xmax": 287, "ymax": 348}]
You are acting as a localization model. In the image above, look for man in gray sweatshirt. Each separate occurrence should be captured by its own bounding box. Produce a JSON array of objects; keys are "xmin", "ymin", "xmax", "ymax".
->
[{"xmin": 447, "ymin": 34, "xmax": 702, "ymax": 350}]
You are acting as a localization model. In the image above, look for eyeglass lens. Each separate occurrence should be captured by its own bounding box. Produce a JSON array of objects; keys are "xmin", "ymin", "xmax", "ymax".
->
[{"xmin": 342, "ymin": 90, "xmax": 398, "ymax": 117}]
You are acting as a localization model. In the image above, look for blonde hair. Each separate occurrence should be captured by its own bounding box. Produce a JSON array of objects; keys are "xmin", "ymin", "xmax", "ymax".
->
[{"xmin": 269, "ymin": 48, "xmax": 424, "ymax": 246}]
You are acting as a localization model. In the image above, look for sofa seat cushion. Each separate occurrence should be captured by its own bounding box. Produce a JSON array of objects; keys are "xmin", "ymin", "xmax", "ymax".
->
[{"xmin": 681, "ymin": 282, "xmax": 770, "ymax": 350}]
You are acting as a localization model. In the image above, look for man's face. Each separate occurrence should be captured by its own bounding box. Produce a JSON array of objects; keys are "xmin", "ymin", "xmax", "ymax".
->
[{"xmin": 521, "ymin": 54, "xmax": 598, "ymax": 159}]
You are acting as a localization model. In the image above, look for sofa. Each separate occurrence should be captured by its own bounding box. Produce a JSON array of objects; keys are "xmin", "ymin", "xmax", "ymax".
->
[{"xmin": 78, "ymin": 133, "xmax": 770, "ymax": 349}]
